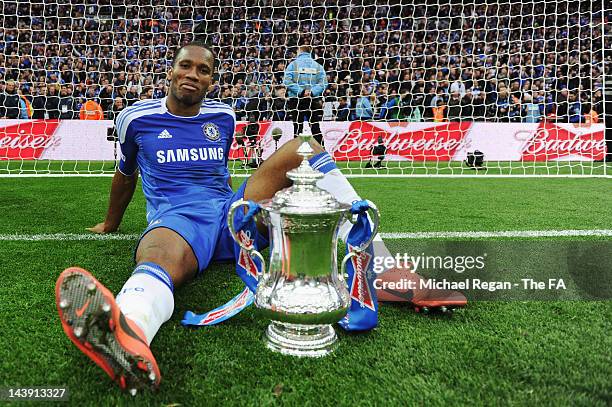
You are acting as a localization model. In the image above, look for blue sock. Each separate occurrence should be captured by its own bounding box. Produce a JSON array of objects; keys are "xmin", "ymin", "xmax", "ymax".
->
[
  {"xmin": 308, "ymin": 152, "xmax": 337, "ymax": 174},
  {"xmin": 132, "ymin": 262, "xmax": 174, "ymax": 293}
]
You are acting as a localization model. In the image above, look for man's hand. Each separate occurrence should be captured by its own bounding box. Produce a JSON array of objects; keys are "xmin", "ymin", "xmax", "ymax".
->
[{"xmin": 87, "ymin": 222, "xmax": 117, "ymax": 234}]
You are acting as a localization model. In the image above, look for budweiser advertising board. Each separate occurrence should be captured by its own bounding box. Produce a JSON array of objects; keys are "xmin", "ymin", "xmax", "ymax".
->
[{"xmin": 0, "ymin": 119, "xmax": 605, "ymax": 162}]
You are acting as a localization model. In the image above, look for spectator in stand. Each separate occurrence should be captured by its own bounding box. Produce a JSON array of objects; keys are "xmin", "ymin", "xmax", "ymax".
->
[
  {"xmin": 271, "ymin": 86, "xmax": 288, "ymax": 121},
  {"xmin": 73, "ymin": 84, "xmax": 86, "ymax": 100},
  {"xmin": 45, "ymin": 85, "xmax": 61, "ymax": 119},
  {"xmin": 58, "ymin": 87, "xmax": 76, "ymax": 119},
  {"xmin": 396, "ymin": 91, "xmax": 412, "ymax": 121},
  {"xmin": 377, "ymin": 89, "xmax": 399, "ymax": 120},
  {"xmin": 108, "ymin": 97, "xmax": 126, "ymax": 121},
  {"xmin": 0, "ymin": 80, "xmax": 21, "ymax": 119},
  {"xmin": 346, "ymin": 87, "xmax": 357, "ymax": 121},
  {"xmin": 429, "ymin": 87, "xmax": 446, "ymax": 118},
  {"xmin": 18, "ymin": 90, "xmax": 33, "ymax": 119},
  {"xmin": 31, "ymin": 85, "xmax": 46, "ymax": 119},
  {"xmin": 523, "ymin": 93, "xmax": 541, "ymax": 123},
  {"xmin": 432, "ymin": 98, "xmax": 447, "ymax": 122},
  {"xmin": 140, "ymin": 87, "xmax": 154, "ymax": 100},
  {"xmin": 508, "ymin": 92, "xmax": 522, "ymax": 122},
  {"xmin": 98, "ymin": 84, "xmax": 114, "ymax": 118},
  {"xmin": 449, "ymin": 79, "xmax": 466, "ymax": 98},
  {"xmin": 533, "ymin": 90, "xmax": 546, "ymax": 117},
  {"xmin": 469, "ymin": 75, "xmax": 486, "ymax": 119},
  {"xmin": 592, "ymin": 89, "xmax": 604, "ymax": 117},
  {"xmin": 355, "ymin": 87, "xmax": 375, "ymax": 120},
  {"xmin": 79, "ymin": 99, "xmax": 104, "ymax": 120},
  {"xmin": 568, "ymin": 92, "xmax": 582, "ymax": 123},
  {"xmin": 125, "ymin": 86, "xmax": 139, "ymax": 106},
  {"xmin": 244, "ymin": 87, "xmax": 269, "ymax": 122},
  {"xmin": 220, "ymin": 87, "xmax": 233, "ymax": 107},
  {"xmin": 495, "ymin": 88, "xmax": 510, "ymax": 122},
  {"xmin": 446, "ymin": 91, "xmax": 462, "ymax": 122},
  {"xmin": 555, "ymin": 89, "xmax": 569, "ymax": 122},
  {"xmin": 333, "ymin": 97, "xmax": 351, "ymax": 121},
  {"xmin": 232, "ymin": 87, "xmax": 249, "ymax": 121},
  {"xmin": 322, "ymin": 92, "xmax": 337, "ymax": 121},
  {"xmin": 153, "ymin": 83, "xmax": 166, "ymax": 99},
  {"xmin": 583, "ymin": 103, "xmax": 599, "ymax": 124}
]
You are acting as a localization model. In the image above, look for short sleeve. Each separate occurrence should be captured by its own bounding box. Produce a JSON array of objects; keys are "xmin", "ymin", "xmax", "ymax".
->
[{"xmin": 115, "ymin": 110, "xmax": 138, "ymax": 175}]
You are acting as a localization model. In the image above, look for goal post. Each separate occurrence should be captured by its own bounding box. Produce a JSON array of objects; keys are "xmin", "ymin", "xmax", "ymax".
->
[{"xmin": 0, "ymin": 0, "xmax": 609, "ymax": 177}]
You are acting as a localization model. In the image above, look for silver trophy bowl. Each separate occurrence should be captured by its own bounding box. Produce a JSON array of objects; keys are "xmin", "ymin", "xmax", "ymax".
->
[{"xmin": 228, "ymin": 134, "xmax": 379, "ymax": 357}]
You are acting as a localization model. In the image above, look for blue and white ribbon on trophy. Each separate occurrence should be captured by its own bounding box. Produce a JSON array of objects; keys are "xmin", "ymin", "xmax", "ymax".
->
[
  {"xmin": 338, "ymin": 200, "xmax": 378, "ymax": 331},
  {"xmin": 182, "ymin": 199, "xmax": 378, "ymax": 331},
  {"xmin": 181, "ymin": 201, "xmax": 261, "ymax": 326}
]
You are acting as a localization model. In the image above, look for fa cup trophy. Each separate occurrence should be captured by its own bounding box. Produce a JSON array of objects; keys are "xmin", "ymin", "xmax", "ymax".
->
[{"xmin": 227, "ymin": 134, "xmax": 379, "ymax": 357}]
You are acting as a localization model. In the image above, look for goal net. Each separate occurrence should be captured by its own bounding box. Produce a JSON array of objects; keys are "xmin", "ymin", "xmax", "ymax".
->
[{"xmin": 0, "ymin": 0, "xmax": 609, "ymax": 177}]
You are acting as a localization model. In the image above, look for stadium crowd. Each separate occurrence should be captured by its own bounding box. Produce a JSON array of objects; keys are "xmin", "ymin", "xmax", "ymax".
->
[{"xmin": 0, "ymin": 0, "xmax": 607, "ymax": 123}]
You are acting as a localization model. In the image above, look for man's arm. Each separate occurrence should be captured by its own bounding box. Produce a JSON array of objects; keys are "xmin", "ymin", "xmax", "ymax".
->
[
  {"xmin": 87, "ymin": 170, "xmax": 138, "ymax": 234},
  {"xmin": 283, "ymin": 61, "xmax": 301, "ymax": 96},
  {"xmin": 310, "ymin": 65, "xmax": 328, "ymax": 97}
]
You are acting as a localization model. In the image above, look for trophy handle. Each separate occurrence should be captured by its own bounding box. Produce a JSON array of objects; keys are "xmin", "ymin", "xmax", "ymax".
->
[
  {"xmin": 340, "ymin": 251, "xmax": 358, "ymax": 284},
  {"xmin": 346, "ymin": 199, "xmax": 380, "ymax": 252},
  {"xmin": 227, "ymin": 199, "xmax": 266, "ymax": 279}
]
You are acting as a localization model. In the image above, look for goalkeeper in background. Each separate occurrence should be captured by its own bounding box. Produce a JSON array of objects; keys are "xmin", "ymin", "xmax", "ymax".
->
[{"xmin": 283, "ymin": 36, "xmax": 328, "ymax": 146}]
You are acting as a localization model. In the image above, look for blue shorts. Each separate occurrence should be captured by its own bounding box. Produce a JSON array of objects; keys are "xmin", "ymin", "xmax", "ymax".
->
[{"xmin": 135, "ymin": 179, "xmax": 267, "ymax": 274}]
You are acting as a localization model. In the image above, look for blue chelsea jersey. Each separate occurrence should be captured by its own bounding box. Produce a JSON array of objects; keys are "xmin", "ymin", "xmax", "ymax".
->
[{"xmin": 115, "ymin": 97, "xmax": 236, "ymax": 220}]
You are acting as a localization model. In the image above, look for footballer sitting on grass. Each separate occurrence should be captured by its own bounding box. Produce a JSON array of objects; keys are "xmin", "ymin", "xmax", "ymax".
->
[{"xmin": 55, "ymin": 40, "xmax": 465, "ymax": 394}]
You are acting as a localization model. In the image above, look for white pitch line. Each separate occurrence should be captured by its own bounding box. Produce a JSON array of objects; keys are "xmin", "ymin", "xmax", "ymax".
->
[
  {"xmin": 379, "ymin": 230, "xmax": 612, "ymax": 239},
  {"xmin": 1, "ymin": 229, "xmax": 612, "ymax": 241},
  {"xmin": 0, "ymin": 233, "xmax": 140, "ymax": 241}
]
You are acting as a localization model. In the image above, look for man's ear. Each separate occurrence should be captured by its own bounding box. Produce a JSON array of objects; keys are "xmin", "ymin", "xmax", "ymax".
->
[{"xmin": 167, "ymin": 68, "xmax": 173, "ymax": 82}]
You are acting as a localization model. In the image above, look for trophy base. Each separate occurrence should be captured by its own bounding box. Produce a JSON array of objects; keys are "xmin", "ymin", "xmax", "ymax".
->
[{"xmin": 265, "ymin": 321, "xmax": 337, "ymax": 357}]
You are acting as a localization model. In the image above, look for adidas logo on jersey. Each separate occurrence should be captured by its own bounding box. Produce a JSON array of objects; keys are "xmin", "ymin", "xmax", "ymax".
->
[{"xmin": 158, "ymin": 129, "xmax": 173, "ymax": 139}]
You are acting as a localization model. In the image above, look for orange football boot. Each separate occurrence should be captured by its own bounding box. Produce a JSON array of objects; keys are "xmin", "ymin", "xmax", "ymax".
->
[{"xmin": 56, "ymin": 267, "xmax": 161, "ymax": 394}]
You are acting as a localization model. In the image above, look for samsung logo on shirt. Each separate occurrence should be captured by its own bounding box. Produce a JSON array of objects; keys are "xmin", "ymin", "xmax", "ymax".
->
[{"xmin": 156, "ymin": 147, "xmax": 225, "ymax": 163}]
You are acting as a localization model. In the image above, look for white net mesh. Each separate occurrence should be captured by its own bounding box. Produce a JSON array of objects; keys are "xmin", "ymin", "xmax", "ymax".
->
[{"xmin": 0, "ymin": 0, "xmax": 609, "ymax": 176}]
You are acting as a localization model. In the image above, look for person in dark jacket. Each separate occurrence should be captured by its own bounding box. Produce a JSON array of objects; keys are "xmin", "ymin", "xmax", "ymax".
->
[
  {"xmin": 108, "ymin": 96, "xmax": 127, "ymax": 121},
  {"xmin": 31, "ymin": 85, "xmax": 47, "ymax": 119},
  {"xmin": 333, "ymin": 97, "xmax": 351, "ymax": 121},
  {"xmin": 45, "ymin": 85, "xmax": 61, "ymax": 119},
  {"xmin": 58, "ymin": 87, "xmax": 77, "ymax": 119},
  {"xmin": 0, "ymin": 80, "xmax": 21, "ymax": 119}
]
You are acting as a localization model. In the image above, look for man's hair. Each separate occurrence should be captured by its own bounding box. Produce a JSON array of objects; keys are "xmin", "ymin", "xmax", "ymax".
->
[
  {"xmin": 171, "ymin": 40, "xmax": 216, "ymax": 69},
  {"xmin": 297, "ymin": 34, "xmax": 312, "ymax": 53}
]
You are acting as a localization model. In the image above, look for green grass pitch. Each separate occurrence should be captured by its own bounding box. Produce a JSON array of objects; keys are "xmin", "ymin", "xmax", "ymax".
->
[{"xmin": 0, "ymin": 176, "xmax": 610, "ymax": 405}]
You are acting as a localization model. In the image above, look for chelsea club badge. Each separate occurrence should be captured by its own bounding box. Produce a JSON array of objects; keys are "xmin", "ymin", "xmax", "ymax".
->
[{"xmin": 202, "ymin": 123, "xmax": 221, "ymax": 141}]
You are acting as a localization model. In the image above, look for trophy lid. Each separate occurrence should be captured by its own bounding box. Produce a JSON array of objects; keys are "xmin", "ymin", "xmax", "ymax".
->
[{"xmin": 267, "ymin": 134, "xmax": 349, "ymax": 215}]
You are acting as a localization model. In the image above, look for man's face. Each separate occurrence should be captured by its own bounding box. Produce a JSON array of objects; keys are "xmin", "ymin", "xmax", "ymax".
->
[
  {"xmin": 167, "ymin": 45, "xmax": 214, "ymax": 106},
  {"xmin": 6, "ymin": 82, "xmax": 15, "ymax": 92}
]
